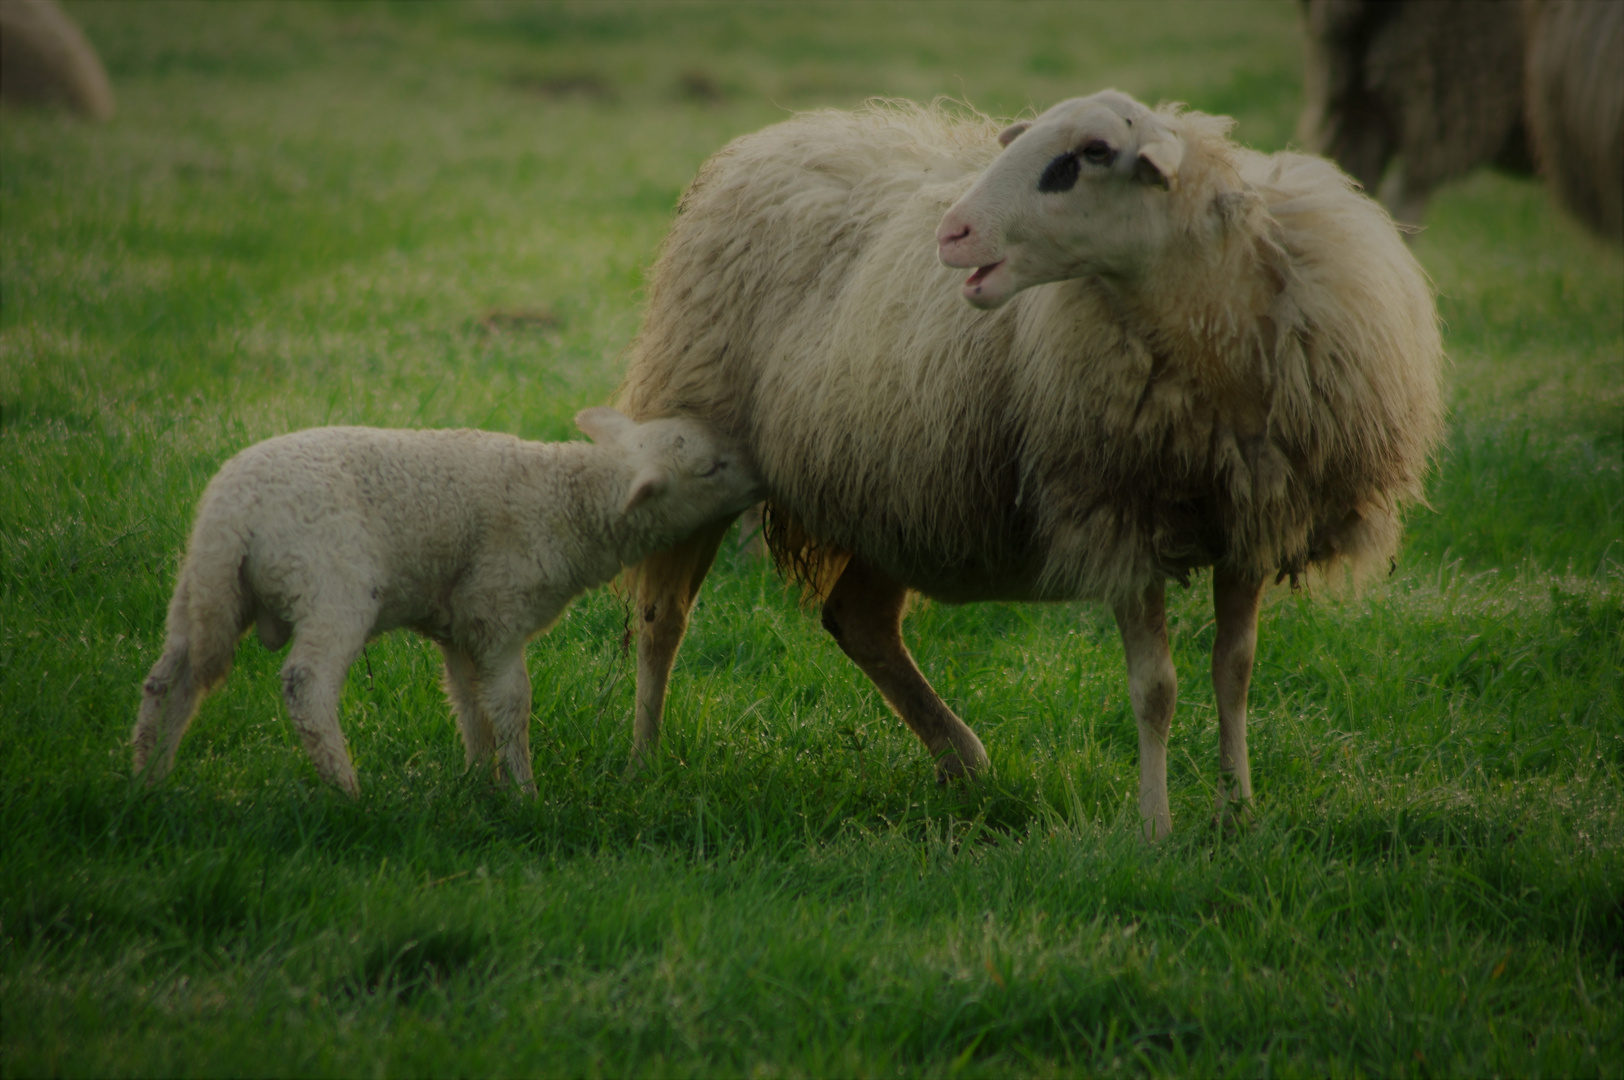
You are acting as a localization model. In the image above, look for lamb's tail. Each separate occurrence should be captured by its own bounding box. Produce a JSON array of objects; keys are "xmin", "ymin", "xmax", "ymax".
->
[{"xmin": 131, "ymin": 500, "xmax": 254, "ymax": 784}]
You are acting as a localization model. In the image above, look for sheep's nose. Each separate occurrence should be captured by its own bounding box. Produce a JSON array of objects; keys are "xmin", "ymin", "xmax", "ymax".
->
[{"xmin": 937, "ymin": 221, "xmax": 972, "ymax": 247}]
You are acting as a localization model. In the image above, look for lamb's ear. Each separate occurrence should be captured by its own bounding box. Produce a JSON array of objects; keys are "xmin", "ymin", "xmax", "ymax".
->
[
  {"xmin": 997, "ymin": 121, "xmax": 1031, "ymax": 147},
  {"xmin": 621, "ymin": 466, "xmax": 668, "ymax": 514},
  {"xmin": 576, "ymin": 407, "xmax": 633, "ymax": 444},
  {"xmin": 1134, "ymin": 135, "xmax": 1183, "ymax": 190}
]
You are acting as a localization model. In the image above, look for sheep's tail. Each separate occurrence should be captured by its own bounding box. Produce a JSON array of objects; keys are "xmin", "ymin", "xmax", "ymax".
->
[
  {"xmin": 131, "ymin": 505, "xmax": 253, "ymax": 784},
  {"xmin": 761, "ymin": 501, "xmax": 851, "ymax": 604}
]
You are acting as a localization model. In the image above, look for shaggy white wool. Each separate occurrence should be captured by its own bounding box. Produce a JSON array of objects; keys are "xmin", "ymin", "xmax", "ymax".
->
[{"xmin": 622, "ymin": 93, "xmax": 1444, "ymax": 606}]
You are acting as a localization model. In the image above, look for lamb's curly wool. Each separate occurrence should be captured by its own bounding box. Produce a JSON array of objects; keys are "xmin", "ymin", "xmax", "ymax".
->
[
  {"xmin": 619, "ymin": 91, "xmax": 1443, "ymax": 837},
  {"xmin": 132, "ymin": 410, "xmax": 760, "ymax": 796}
]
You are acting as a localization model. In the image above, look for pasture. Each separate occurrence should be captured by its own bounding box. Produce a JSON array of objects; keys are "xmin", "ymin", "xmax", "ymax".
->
[{"xmin": 2, "ymin": 2, "xmax": 1619, "ymax": 1075}]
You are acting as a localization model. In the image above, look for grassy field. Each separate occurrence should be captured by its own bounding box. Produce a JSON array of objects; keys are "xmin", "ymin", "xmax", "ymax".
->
[{"xmin": 2, "ymin": 2, "xmax": 1620, "ymax": 1075}]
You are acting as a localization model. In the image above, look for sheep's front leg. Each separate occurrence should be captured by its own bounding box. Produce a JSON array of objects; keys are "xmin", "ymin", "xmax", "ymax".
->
[
  {"xmin": 476, "ymin": 645, "xmax": 535, "ymax": 796},
  {"xmin": 1211, "ymin": 567, "xmax": 1263, "ymax": 829},
  {"xmin": 821, "ymin": 557, "xmax": 989, "ymax": 782},
  {"xmin": 439, "ymin": 643, "xmax": 499, "ymax": 780},
  {"xmin": 630, "ymin": 517, "xmax": 734, "ymax": 770},
  {"xmin": 1114, "ymin": 582, "xmax": 1177, "ymax": 841}
]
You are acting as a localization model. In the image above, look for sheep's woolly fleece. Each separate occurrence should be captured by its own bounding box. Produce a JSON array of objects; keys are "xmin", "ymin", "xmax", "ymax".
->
[{"xmin": 620, "ymin": 97, "xmax": 1445, "ymax": 607}]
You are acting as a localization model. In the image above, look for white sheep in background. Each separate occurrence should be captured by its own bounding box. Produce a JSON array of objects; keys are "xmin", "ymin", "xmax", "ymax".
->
[
  {"xmin": 619, "ymin": 90, "xmax": 1444, "ymax": 839},
  {"xmin": 133, "ymin": 409, "xmax": 761, "ymax": 796}
]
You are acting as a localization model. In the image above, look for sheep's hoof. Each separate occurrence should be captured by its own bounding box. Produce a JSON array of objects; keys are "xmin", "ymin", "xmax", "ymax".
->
[
  {"xmin": 932, "ymin": 747, "xmax": 989, "ymax": 784},
  {"xmin": 1210, "ymin": 798, "xmax": 1253, "ymax": 837},
  {"xmin": 623, "ymin": 748, "xmax": 657, "ymax": 781}
]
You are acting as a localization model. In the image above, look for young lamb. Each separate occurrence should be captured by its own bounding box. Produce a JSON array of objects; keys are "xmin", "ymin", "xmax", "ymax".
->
[
  {"xmin": 618, "ymin": 90, "xmax": 1444, "ymax": 839},
  {"xmin": 132, "ymin": 408, "xmax": 761, "ymax": 796}
]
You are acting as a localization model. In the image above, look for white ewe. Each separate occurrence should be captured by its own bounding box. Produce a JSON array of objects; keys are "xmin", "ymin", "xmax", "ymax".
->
[
  {"xmin": 132, "ymin": 409, "xmax": 761, "ymax": 796},
  {"xmin": 618, "ymin": 90, "xmax": 1444, "ymax": 838}
]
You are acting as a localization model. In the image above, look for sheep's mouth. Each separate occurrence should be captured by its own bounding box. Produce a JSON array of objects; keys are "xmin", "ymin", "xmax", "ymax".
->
[{"xmin": 965, "ymin": 260, "xmax": 1004, "ymax": 289}]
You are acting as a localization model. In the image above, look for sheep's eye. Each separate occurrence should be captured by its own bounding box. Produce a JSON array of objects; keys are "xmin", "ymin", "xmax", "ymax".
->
[
  {"xmin": 1037, "ymin": 151, "xmax": 1080, "ymax": 193},
  {"xmin": 1082, "ymin": 140, "xmax": 1116, "ymax": 166}
]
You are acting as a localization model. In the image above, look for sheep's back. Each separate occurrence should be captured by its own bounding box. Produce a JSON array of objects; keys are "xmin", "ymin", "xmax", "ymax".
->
[{"xmin": 202, "ymin": 428, "xmax": 535, "ymax": 611}]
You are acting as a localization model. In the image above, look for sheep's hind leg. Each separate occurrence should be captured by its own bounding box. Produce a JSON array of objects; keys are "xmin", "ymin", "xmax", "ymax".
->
[
  {"xmin": 280, "ymin": 620, "xmax": 367, "ymax": 797},
  {"xmin": 1114, "ymin": 582, "xmax": 1177, "ymax": 841},
  {"xmin": 820, "ymin": 558, "xmax": 989, "ymax": 783},
  {"xmin": 439, "ymin": 643, "xmax": 499, "ymax": 781},
  {"xmin": 133, "ymin": 643, "xmax": 204, "ymax": 785},
  {"xmin": 629, "ymin": 517, "xmax": 734, "ymax": 772},
  {"xmin": 1211, "ymin": 567, "xmax": 1262, "ymax": 831}
]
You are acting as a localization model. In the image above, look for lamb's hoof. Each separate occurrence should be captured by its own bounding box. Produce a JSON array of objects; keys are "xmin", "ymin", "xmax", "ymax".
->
[
  {"xmin": 623, "ymin": 749, "xmax": 654, "ymax": 781},
  {"xmin": 1211, "ymin": 799, "xmax": 1253, "ymax": 837}
]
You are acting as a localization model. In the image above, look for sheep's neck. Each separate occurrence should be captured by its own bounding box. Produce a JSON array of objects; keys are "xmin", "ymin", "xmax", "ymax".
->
[
  {"xmin": 1110, "ymin": 228, "xmax": 1277, "ymax": 392},
  {"xmin": 518, "ymin": 443, "xmax": 632, "ymax": 581}
]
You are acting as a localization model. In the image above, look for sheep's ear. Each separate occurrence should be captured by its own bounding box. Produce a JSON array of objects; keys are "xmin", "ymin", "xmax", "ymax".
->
[
  {"xmin": 576, "ymin": 407, "xmax": 633, "ymax": 443},
  {"xmin": 1134, "ymin": 136, "xmax": 1183, "ymax": 190},
  {"xmin": 621, "ymin": 467, "xmax": 668, "ymax": 514},
  {"xmin": 997, "ymin": 121, "xmax": 1031, "ymax": 147}
]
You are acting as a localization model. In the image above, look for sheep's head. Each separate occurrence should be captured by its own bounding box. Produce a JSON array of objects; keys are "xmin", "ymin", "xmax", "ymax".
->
[
  {"xmin": 937, "ymin": 90, "xmax": 1186, "ymax": 309},
  {"xmin": 576, "ymin": 408, "xmax": 762, "ymax": 529}
]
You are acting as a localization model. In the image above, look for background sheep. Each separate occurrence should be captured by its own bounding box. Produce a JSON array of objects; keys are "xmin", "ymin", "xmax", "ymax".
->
[
  {"xmin": 1297, "ymin": 0, "xmax": 1624, "ymax": 243},
  {"xmin": 1294, "ymin": 0, "xmax": 1531, "ymax": 227},
  {"xmin": 619, "ymin": 91, "xmax": 1443, "ymax": 839},
  {"xmin": 1524, "ymin": 0, "xmax": 1624, "ymax": 244},
  {"xmin": 133, "ymin": 409, "xmax": 761, "ymax": 796},
  {"xmin": 0, "ymin": 0, "xmax": 113, "ymax": 121}
]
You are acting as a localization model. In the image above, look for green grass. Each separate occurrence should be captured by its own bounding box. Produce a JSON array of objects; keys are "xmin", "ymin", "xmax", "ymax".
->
[{"xmin": 3, "ymin": 2, "xmax": 1620, "ymax": 1076}]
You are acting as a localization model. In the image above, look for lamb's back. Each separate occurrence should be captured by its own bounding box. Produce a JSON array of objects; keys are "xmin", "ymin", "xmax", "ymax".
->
[{"xmin": 203, "ymin": 428, "xmax": 535, "ymax": 603}]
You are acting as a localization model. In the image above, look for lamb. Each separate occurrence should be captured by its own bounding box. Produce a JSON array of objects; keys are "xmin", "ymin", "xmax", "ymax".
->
[
  {"xmin": 618, "ymin": 91, "xmax": 1444, "ymax": 838},
  {"xmin": 132, "ymin": 409, "xmax": 762, "ymax": 796}
]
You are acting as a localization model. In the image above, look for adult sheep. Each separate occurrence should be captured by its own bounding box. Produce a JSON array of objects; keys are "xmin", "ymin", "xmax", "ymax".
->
[
  {"xmin": 619, "ymin": 90, "xmax": 1444, "ymax": 839},
  {"xmin": 1295, "ymin": 0, "xmax": 1531, "ymax": 227},
  {"xmin": 1525, "ymin": 0, "xmax": 1624, "ymax": 245},
  {"xmin": 1297, "ymin": 0, "xmax": 1624, "ymax": 244}
]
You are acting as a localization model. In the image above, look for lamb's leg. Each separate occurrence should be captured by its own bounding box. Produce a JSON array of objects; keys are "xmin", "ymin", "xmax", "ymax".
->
[
  {"xmin": 630, "ymin": 517, "xmax": 734, "ymax": 770},
  {"xmin": 133, "ymin": 578, "xmax": 242, "ymax": 785},
  {"xmin": 476, "ymin": 646, "xmax": 535, "ymax": 796},
  {"xmin": 132, "ymin": 643, "xmax": 204, "ymax": 784},
  {"xmin": 439, "ymin": 642, "xmax": 499, "ymax": 780},
  {"xmin": 1211, "ymin": 567, "xmax": 1263, "ymax": 829},
  {"xmin": 1114, "ymin": 582, "xmax": 1177, "ymax": 841},
  {"xmin": 279, "ymin": 621, "xmax": 366, "ymax": 797},
  {"xmin": 820, "ymin": 557, "xmax": 989, "ymax": 782}
]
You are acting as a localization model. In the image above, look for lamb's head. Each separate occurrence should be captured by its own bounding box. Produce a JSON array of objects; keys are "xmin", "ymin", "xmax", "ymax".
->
[
  {"xmin": 575, "ymin": 408, "xmax": 762, "ymax": 546},
  {"xmin": 937, "ymin": 90, "xmax": 1187, "ymax": 309}
]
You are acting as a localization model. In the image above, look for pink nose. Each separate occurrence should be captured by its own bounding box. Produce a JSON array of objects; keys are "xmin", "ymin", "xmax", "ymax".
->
[{"xmin": 937, "ymin": 220, "xmax": 972, "ymax": 247}]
